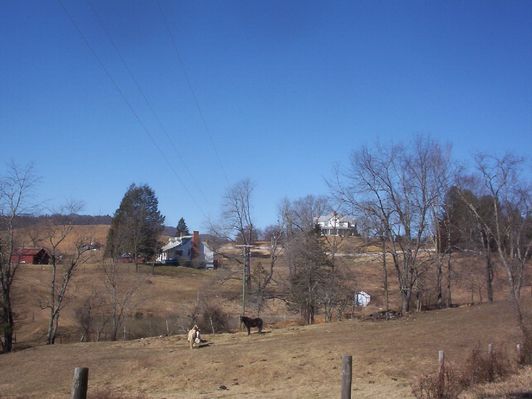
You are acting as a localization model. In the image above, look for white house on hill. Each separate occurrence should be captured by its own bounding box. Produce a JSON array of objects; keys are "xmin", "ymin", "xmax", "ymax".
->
[
  {"xmin": 156, "ymin": 231, "xmax": 215, "ymax": 268},
  {"xmin": 315, "ymin": 212, "xmax": 357, "ymax": 236}
]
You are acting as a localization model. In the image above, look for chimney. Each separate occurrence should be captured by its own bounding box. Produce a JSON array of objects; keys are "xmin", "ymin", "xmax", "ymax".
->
[{"xmin": 192, "ymin": 231, "xmax": 200, "ymax": 259}]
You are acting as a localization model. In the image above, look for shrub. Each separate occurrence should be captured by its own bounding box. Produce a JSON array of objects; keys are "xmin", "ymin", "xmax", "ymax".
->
[
  {"xmin": 517, "ymin": 338, "xmax": 531, "ymax": 366},
  {"xmin": 462, "ymin": 345, "xmax": 513, "ymax": 385},
  {"xmin": 198, "ymin": 302, "xmax": 230, "ymax": 334},
  {"xmin": 412, "ymin": 363, "xmax": 465, "ymax": 399},
  {"xmin": 414, "ymin": 345, "xmax": 523, "ymax": 399}
]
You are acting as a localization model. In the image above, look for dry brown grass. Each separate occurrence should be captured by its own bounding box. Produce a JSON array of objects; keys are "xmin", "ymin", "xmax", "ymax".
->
[
  {"xmin": 10, "ymin": 262, "xmax": 240, "ymax": 344},
  {"xmin": 412, "ymin": 343, "xmax": 521, "ymax": 399},
  {"xmin": 460, "ymin": 366, "xmax": 532, "ymax": 399},
  {"xmin": 4, "ymin": 226, "xmax": 531, "ymax": 398},
  {"xmin": 14, "ymin": 225, "xmax": 110, "ymax": 255},
  {"xmin": 0, "ymin": 299, "xmax": 530, "ymax": 398}
]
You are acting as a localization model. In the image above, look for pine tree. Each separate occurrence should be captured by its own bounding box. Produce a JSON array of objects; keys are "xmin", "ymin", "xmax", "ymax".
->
[
  {"xmin": 175, "ymin": 217, "xmax": 190, "ymax": 237},
  {"xmin": 105, "ymin": 184, "xmax": 165, "ymax": 267}
]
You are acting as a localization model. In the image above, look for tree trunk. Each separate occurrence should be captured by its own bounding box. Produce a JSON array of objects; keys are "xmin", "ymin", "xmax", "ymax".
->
[
  {"xmin": 435, "ymin": 220, "xmax": 443, "ymax": 307},
  {"xmin": 485, "ymin": 243, "xmax": 494, "ymax": 303},
  {"xmin": 46, "ymin": 311, "xmax": 59, "ymax": 345},
  {"xmin": 1, "ymin": 289, "xmax": 14, "ymax": 352},
  {"xmin": 436, "ymin": 255, "xmax": 443, "ymax": 307},
  {"xmin": 382, "ymin": 238, "xmax": 389, "ymax": 311},
  {"xmin": 480, "ymin": 231, "xmax": 494, "ymax": 303},
  {"xmin": 509, "ymin": 285, "xmax": 532, "ymax": 364},
  {"xmin": 111, "ymin": 306, "xmax": 118, "ymax": 341},
  {"xmin": 445, "ymin": 216, "xmax": 453, "ymax": 308},
  {"xmin": 401, "ymin": 289, "xmax": 411, "ymax": 314},
  {"xmin": 446, "ymin": 251, "xmax": 452, "ymax": 307},
  {"xmin": 47, "ymin": 258, "xmax": 57, "ymax": 344}
]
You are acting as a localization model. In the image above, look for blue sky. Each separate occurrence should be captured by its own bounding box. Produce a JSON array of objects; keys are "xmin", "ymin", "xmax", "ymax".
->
[{"xmin": 1, "ymin": 1, "xmax": 531, "ymax": 231}]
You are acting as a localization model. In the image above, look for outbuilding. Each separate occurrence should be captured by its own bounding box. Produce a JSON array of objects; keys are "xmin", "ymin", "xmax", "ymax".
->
[
  {"xmin": 355, "ymin": 291, "xmax": 371, "ymax": 307},
  {"xmin": 11, "ymin": 248, "xmax": 50, "ymax": 265}
]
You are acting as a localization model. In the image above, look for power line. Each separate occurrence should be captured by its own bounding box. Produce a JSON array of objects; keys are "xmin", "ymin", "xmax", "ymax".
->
[
  {"xmin": 86, "ymin": 0, "xmax": 210, "ymax": 206},
  {"xmin": 155, "ymin": 0, "xmax": 230, "ymax": 185},
  {"xmin": 57, "ymin": 0, "xmax": 208, "ymax": 220}
]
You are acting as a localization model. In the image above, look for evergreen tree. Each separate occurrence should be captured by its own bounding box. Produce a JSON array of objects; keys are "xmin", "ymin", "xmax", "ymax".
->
[
  {"xmin": 105, "ymin": 184, "xmax": 165, "ymax": 267},
  {"xmin": 175, "ymin": 217, "xmax": 190, "ymax": 237}
]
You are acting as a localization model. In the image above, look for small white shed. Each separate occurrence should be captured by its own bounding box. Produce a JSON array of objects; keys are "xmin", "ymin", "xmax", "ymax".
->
[{"xmin": 355, "ymin": 291, "xmax": 371, "ymax": 307}]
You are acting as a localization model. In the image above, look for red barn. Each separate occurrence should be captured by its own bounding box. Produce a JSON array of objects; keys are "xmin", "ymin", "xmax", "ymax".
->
[{"xmin": 11, "ymin": 248, "xmax": 50, "ymax": 265}]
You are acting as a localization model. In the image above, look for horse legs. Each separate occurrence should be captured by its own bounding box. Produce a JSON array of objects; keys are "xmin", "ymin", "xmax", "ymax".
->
[{"xmin": 247, "ymin": 325, "xmax": 251, "ymax": 335}]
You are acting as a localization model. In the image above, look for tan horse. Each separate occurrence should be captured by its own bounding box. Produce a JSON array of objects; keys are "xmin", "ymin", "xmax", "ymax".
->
[{"xmin": 187, "ymin": 325, "xmax": 201, "ymax": 349}]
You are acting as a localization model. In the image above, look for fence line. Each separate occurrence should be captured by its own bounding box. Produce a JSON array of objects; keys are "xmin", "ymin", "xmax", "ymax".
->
[{"xmin": 67, "ymin": 342, "xmax": 525, "ymax": 398}]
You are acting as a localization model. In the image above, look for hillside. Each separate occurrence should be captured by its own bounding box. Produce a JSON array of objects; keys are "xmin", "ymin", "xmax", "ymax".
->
[
  {"xmin": 13, "ymin": 224, "xmax": 111, "ymax": 255},
  {"xmin": 3, "ymin": 225, "xmax": 532, "ymax": 398},
  {"xmin": 0, "ymin": 299, "xmax": 530, "ymax": 398},
  {"xmin": 11, "ymin": 264, "xmax": 240, "ymax": 345},
  {"xmin": 8, "ymin": 225, "xmax": 530, "ymax": 346}
]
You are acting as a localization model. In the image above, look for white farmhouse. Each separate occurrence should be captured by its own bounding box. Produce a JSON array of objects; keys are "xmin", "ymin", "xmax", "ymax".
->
[
  {"xmin": 315, "ymin": 212, "xmax": 357, "ymax": 236},
  {"xmin": 156, "ymin": 231, "xmax": 215, "ymax": 269}
]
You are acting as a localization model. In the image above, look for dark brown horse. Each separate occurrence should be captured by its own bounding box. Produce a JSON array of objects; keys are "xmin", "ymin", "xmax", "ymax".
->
[{"xmin": 240, "ymin": 316, "xmax": 263, "ymax": 335}]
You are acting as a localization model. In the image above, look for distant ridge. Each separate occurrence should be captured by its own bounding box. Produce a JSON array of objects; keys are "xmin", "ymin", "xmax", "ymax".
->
[
  {"xmin": 2, "ymin": 214, "xmax": 181, "ymax": 240},
  {"xmin": 0, "ymin": 214, "xmax": 113, "ymax": 229}
]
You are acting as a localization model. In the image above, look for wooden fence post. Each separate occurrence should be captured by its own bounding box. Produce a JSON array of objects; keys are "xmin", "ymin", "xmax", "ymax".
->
[
  {"xmin": 488, "ymin": 343, "xmax": 494, "ymax": 381},
  {"xmin": 341, "ymin": 355, "xmax": 352, "ymax": 399},
  {"xmin": 438, "ymin": 350, "xmax": 445, "ymax": 396},
  {"xmin": 71, "ymin": 367, "xmax": 89, "ymax": 399}
]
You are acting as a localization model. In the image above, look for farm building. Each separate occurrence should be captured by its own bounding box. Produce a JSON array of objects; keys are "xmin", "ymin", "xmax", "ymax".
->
[
  {"xmin": 355, "ymin": 291, "xmax": 371, "ymax": 307},
  {"xmin": 315, "ymin": 212, "xmax": 357, "ymax": 236},
  {"xmin": 10, "ymin": 248, "xmax": 50, "ymax": 265},
  {"xmin": 156, "ymin": 231, "xmax": 215, "ymax": 268}
]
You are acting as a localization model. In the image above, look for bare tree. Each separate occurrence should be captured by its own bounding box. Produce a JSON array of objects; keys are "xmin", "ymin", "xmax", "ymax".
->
[
  {"xmin": 41, "ymin": 202, "xmax": 92, "ymax": 344},
  {"xmin": 471, "ymin": 194, "xmax": 498, "ymax": 303},
  {"xmin": 287, "ymin": 231, "xmax": 332, "ymax": 324},
  {"xmin": 102, "ymin": 259, "xmax": 144, "ymax": 341},
  {"xmin": 427, "ymin": 154, "xmax": 455, "ymax": 308},
  {"xmin": 333, "ymin": 137, "xmax": 451, "ymax": 313},
  {"xmin": 250, "ymin": 223, "xmax": 283, "ymax": 316},
  {"xmin": 0, "ymin": 163, "xmax": 38, "ymax": 352},
  {"xmin": 75, "ymin": 288, "xmax": 107, "ymax": 342},
  {"xmin": 208, "ymin": 179, "xmax": 256, "ymax": 317},
  {"xmin": 280, "ymin": 195, "xmax": 330, "ymax": 279},
  {"xmin": 458, "ymin": 154, "xmax": 531, "ymax": 363},
  {"xmin": 356, "ymin": 205, "xmax": 392, "ymax": 311},
  {"xmin": 280, "ymin": 195, "xmax": 351, "ymax": 324},
  {"xmin": 222, "ymin": 179, "xmax": 255, "ymax": 288}
]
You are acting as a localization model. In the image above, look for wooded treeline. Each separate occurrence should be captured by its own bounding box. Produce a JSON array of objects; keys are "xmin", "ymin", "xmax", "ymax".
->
[{"xmin": 214, "ymin": 137, "xmax": 530, "ymax": 363}]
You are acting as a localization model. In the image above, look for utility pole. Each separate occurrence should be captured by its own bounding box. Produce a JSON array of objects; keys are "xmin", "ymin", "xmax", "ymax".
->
[{"xmin": 236, "ymin": 244, "xmax": 254, "ymax": 316}]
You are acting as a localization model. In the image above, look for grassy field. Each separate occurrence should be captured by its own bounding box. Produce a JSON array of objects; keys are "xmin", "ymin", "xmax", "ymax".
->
[
  {"xmin": 4, "ymin": 227, "xmax": 531, "ymax": 398},
  {"xmin": 0, "ymin": 299, "xmax": 530, "ymax": 398},
  {"xmin": 8, "ymin": 230, "xmax": 527, "ymax": 345},
  {"xmin": 11, "ymin": 263, "xmax": 242, "ymax": 345}
]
